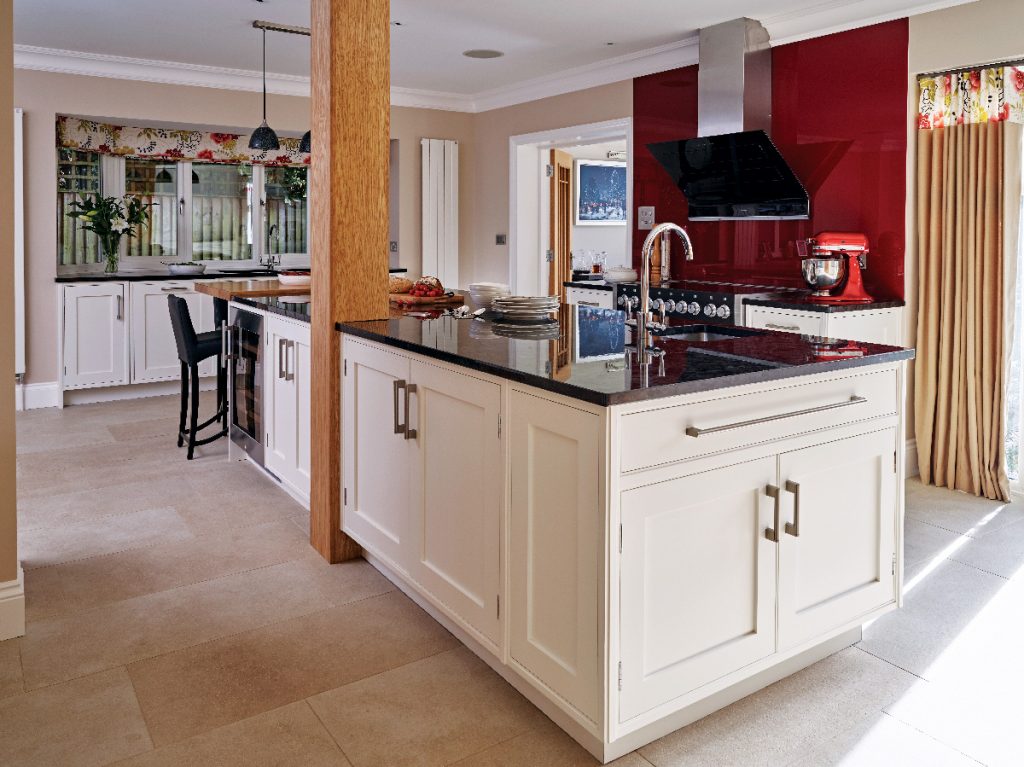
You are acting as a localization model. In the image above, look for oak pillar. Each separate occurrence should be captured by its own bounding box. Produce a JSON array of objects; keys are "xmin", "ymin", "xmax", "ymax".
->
[{"xmin": 309, "ymin": 0, "xmax": 390, "ymax": 562}]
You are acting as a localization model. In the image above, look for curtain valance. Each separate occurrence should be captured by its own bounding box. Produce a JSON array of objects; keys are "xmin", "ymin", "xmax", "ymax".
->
[
  {"xmin": 56, "ymin": 115, "xmax": 310, "ymax": 167},
  {"xmin": 918, "ymin": 67, "xmax": 1024, "ymax": 129}
]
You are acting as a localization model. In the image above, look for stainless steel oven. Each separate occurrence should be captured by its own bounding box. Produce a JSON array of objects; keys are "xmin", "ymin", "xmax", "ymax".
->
[{"xmin": 228, "ymin": 305, "xmax": 265, "ymax": 465}]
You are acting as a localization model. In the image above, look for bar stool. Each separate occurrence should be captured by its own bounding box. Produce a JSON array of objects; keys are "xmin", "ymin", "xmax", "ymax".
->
[{"xmin": 167, "ymin": 295, "xmax": 228, "ymax": 459}]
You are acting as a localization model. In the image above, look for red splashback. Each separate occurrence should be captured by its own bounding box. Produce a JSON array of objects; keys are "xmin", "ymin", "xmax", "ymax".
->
[{"xmin": 632, "ymin": 19, "xmax": 908, "ymax": 299}]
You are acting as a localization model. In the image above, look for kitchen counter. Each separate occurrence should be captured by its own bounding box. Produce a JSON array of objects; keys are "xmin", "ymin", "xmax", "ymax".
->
[
  {"xmin": 194, "ymin": 278, "xmax": 311, "ymax": 301},
  {"xmin": 743, "ymin": 295, "xmax": 906, "ymax": 312},
  {"xmin": 234, "ymin": 294, "xmax": 311, "ymax": 322},
  {"xmin": 336, "ymin": 306, "xmax": 913, "ymax": 406},
  {"xmin": 55, "ymin": 268, "xmax": 281, "ymax": 282},
  {"xmin": 563, "ymin": 279, "xmax": 615, "ymax": 292}
]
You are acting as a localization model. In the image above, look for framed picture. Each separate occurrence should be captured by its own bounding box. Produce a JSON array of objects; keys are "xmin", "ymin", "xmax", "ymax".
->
[{"xmin": 575, "ymin": 159, "xmax": 627, "ymax": 226}]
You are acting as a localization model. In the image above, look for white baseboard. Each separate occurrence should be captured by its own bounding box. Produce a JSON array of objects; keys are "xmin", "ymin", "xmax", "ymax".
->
[
  {"xmin": 62, "ymin": 378, "xmax": 216, "ymax": 407},
  {"xmin": 905, "ymin": 438, "xmax": 919, "ymax": 479},
  {"xmin": 0, "ymin": 566, "xmax": 25, "ymax": 642},
  {"xmin": 14, "ymin": 382, "xmax": 60, "ymax": 410}
]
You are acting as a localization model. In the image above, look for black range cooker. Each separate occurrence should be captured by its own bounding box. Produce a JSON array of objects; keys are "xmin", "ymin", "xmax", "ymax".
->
[{"xmin": 614, "ymin": 281, "xmax": 784, "ymax": 326}]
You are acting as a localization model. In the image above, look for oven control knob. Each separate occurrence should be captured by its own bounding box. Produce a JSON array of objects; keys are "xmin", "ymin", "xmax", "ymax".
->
[
  {"xmin": 687, "ymin": 301, "xmax": 701, "ymax": 315},
  {"xmin": 663, "ymin": 299, "xmax": 676, "ymax": 313},
  {"xmin": 716, "ymin": 305, "xmax": 732, "ymax": 320},
  {"xmin": 617, "ymin": 295, "xmax": 627, "ymax": 307},
  {"xmin": 675, "ymin": 303, "xmax": 688, "ymax": 315},
  {"xmin": 703, "ymin": 303, "xmax": 717, "ymax": 317}
]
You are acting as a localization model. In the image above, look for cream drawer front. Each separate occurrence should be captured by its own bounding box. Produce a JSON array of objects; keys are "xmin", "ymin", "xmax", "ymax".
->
[
  {"xmin": 745, "ymin": 306, "xmax": 826, "ymax": 335},
  {"xmin": 566, "ymin": 287, "xmax": 615, "ymax": 310},
  {"xmin": 620, "ymin": 369, "xmax": 898, "ymax": 473}
]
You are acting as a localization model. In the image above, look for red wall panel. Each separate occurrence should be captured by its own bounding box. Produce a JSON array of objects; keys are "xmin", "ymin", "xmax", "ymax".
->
[{"xmin": 632, "ymin": 19, "xmax": 908, "ymax": 299}]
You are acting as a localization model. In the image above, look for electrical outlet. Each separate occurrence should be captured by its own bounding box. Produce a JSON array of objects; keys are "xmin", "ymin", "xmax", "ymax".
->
[
  {"xmin": 638, "ymin": 206, "xmax": 655, "ymax": 230},
  {"xmin": 389, "ymin": 241, "xmax": 398, "ymax": 253},
  {"xmin": 496, "ymin": 234, "xmax": 507, "ymax": 245}
]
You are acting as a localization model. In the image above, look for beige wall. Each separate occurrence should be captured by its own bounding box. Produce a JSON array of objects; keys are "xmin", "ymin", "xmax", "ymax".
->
[
  {"xmin": 904, "ymin": 0, "xmax": 1024, "ymax": 442},
  {"xmin": 470, "ymin": 81, "xmax": 633, "ymax": 284},
  {"xmin": 1, "ymin": 0, "xmax": 17, "ymax": 585}
]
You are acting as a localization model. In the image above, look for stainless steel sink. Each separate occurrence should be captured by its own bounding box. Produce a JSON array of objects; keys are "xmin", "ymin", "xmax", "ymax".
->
[{"xmin": 657, "ymin": 325, "xmax": 764, "ymax": 342}]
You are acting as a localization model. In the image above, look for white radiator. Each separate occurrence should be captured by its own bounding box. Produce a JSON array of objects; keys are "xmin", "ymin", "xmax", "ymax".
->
[
  {"xmin": 421, "ymin": 138, "xmax": 458, "ymax": 287},
  {"xmin": 14, "ymin": 107, "xmax": 24, "ymax": 377}
]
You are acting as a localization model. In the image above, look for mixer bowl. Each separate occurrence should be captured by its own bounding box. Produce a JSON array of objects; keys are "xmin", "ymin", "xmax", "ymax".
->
[{"xmin": 801, "ymin": 257, "xmax": 846, "ymax": 296}]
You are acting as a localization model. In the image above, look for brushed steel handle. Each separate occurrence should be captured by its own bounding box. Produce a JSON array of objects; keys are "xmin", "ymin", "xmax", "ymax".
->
[
  {"xmin": 578, "ymin": 301, "xmax": 601, "ymax": 307},
  {"xmin": 220, "ymin": 321, "xmax": 228, "ymax": 368},
  {"xmin": 765, "ymin": 485, "xmax": 781, "ymax": 543},
  {"xmin": 178, "ymin": 197, "xmax": 185, "ymax": 215},
  {"xmin": 765, "ymin": 322, "xmax": 801, "ymax": 332},
  {"xmin": 404, "ymin": 383, "xmax": 418, "ymax": 440},
  {"xmin": 161, "ymin": 286, "xmax": 189, "ymax": 292},
  {"xmin": 285, "ymin": 340, "xmax": 295, "ymax": 382},
  {"xmin": 785, "ymin": 480, "xmax": 801, "ymax": 537},
  {"xmin": 393, "ymin": 379, "xmax": 406, "ymax": 434},
  {"xmin": 685, "ymin": 396, "xmax": 867, "ymax": 438},
  {"xmin": 115, "ymin": 294, "xmax": 123, "ymax": 320},
  {"xmin": 278, "ymin": 338, "xmax": 287, "ymax": 379}
]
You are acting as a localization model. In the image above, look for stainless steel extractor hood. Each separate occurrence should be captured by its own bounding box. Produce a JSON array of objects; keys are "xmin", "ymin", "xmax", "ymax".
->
[{"xmin": 647, "ymin": 18, "xmax": 810, "ymax": 221}]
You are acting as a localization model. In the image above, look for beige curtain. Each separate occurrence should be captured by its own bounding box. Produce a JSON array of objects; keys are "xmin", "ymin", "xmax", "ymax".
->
[{"xmin": 915, "ymin": 120, "xmax": 1020, "ymax": 501}]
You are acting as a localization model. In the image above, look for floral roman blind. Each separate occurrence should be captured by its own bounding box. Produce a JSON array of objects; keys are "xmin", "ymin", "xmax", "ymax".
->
[
  {"xmin": 56, "ymin": 115, "xmax": 310, "ymax": 167},
  {"xmin": 918, "ymin": 67, "xmax": 1024, "ymax": 129}
]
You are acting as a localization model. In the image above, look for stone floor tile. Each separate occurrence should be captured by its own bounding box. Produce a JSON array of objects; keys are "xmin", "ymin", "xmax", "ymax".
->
[
  {"xmin": 0, "ymin": 638, "xmax": 23, "ymax": 699},
  {"xmin": 109, "ymin": 701, "xmax": 352, "ymax": 767},
  {"xmin": 638, "ymin": 648, "xmax": 916, "ymax": 767},
  {"xmin": 128, "ymin": 590, "xmax": 455, "ymax": 746},
  {"xmin": 947, "ymin": 515, "xmax": 1024, "ymax": 579},
  {"xmin": 903, "ymin": 518, "xmax": 965, "ymax": 569},
  {"xmin": 906, "ymin": 479, "xmax": 1024, "ymax": 538},
  {"xmin": 0, "ymin": 668, "xmax": 151, "ymax": 767},
  {"xmin": 310, "ymin": 646, "xmax": 546, "ymax": 767}
]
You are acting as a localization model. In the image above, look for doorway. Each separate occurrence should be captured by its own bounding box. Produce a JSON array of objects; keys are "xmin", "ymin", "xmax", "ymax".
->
[{"xmin": 509, "ymin": 119, "xmax": 632, "ymax": 297}]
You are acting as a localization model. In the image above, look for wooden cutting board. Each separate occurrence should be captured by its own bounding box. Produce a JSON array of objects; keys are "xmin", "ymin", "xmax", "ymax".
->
[{"xmin": 389, "ymin": 292, "xmax": 466, "ymax": 306}]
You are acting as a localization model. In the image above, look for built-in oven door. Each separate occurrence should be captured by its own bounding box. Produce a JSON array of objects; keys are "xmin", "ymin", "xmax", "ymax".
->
[{"xmin": 228, "ymin": 306, "xmax": 265, "ymax": 465}]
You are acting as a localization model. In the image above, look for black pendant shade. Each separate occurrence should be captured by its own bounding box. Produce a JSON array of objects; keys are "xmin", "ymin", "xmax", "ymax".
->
[
  {"xmin": 250, "ymin": 121, "xmax": 280, "ymax": 151},
  {"xmin": 299, "ymin": 130, "xmax": 311, "ymax": 154}
]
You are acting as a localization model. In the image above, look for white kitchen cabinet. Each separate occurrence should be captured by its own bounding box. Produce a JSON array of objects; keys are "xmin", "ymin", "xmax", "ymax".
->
[
  {"xmin": 744, "ymin": 305, "xmax": 903, "ymax": 346},
  {"xmin": 566, "ymin": 286, "xmax": 616, "ymax": 310},
  {"xmin": 777, "ymin": 428, "xmax": 898, "ymax": 650},
  {"xmin": 62, "ymin": 283, "xmax": 128, "ymax": 388},
  {"xmin": 509, "ymin": 390, "xmax": 603, "ymax": 723},
  {"xmin": 264, "ymin": 315, "xmax": 312, "ymax": 504},
  {"xmin": 619, "ymin": 457, "xmax": 779, "ymax": 721},
  {"xmin": 129, "ymin": 281, "xmax": 217, "ymax": 383},
  {"xmin": 407, "ymin": 359, "xmax": 503, "ymax": 648}
]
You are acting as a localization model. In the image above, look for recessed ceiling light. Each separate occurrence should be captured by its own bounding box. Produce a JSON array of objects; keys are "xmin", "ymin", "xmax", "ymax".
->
[
  {"xmin": 606, "ymin": 42, "xmax": 615, "ymax": 46},
  {"xmin": 391, "ymin": 20, "xmax": 403, "ymax": 26},
  {"xmin": 463, "ymin": 49, "xmax": 504, "ymax": 59}
]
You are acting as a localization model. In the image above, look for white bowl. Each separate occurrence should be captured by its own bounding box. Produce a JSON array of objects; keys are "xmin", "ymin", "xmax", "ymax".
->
[
  {"xmin": 277, "ymin": 273, "xmax": 312, "ymax": 286},
  {"xmin": 603, "ymin": 268, "xmax": 638, "ymax": 284},
  {"xmin": 167, "ymin": 263, "xmax": 206, "ymax": 276}
]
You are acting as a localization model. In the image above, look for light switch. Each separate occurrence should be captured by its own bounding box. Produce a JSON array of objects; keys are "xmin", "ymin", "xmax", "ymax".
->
[
  {"xmin": 638, "ymin": 206, "xmax": 655, "ymax": 230},
  {"xmin": 496, "ymin": 234, "xmax": 507, "ymax": 245}
]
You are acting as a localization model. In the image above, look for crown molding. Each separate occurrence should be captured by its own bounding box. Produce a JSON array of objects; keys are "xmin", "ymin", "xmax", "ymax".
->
[{"xmin": 390, "ymin": 86, "xmax": 476, "ymax": 113}]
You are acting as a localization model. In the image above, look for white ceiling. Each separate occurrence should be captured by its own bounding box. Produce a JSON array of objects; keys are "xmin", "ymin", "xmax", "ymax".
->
[{"xmin": 14, "ymin": 0, "xmax": 974, "ymax": 103}]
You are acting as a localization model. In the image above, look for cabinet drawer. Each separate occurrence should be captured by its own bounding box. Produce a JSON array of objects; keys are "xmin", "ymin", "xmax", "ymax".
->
[
  {"xmin": 620, "ymin": 368, "xmax": 898, "ymax": 473},
  {"xmin": 566, "ymin": 287, "xmax": 615, "ymax": 310},
  {"xmin": 744, "ymin": 306, "xmax": 826, "ymax": 335}
]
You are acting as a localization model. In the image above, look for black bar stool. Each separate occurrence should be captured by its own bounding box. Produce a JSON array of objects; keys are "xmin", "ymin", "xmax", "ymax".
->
[{"xmin": 167, "ymin": 294, "xmax": 228, "ymax": 459}]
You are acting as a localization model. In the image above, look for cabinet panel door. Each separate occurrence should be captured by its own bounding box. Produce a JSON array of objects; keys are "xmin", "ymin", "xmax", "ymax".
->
[
  {"xmin": 342, "ymin": 339, "xmax": 412, "ymax": 571},
  {"xmin": 744, "ymin": 306, "xmax": 826, "ymax": 336},
  {"xmin": 777, "ymin": 428, "xmax": 898, "ymax": 650},
  {"xmin": 619, "ymin": 457, "xmax": 778, "ymax": 722},
  {"xmin": 826, "ymin": 309, "xmax": 903, "ymax": 346},
  {"xmin": 509, "ymin": 391, "xmax": 602, "ymax": 724},
  {"xmin": 408, "ymin": 360, "xmax": 502, "ymax": 648},
  {"xmin": 264, "ymin": 319, "xmax": 296, "ymax": 487},
  {"xmin": 291, "ymin": 324, "xmax": 312, "ymax": 500},
  {"xmin": 63, "ymin": 283, "xmax": 128, "ymax": 388},
  {"xmin": 129, "ymin": 282, "xmax": 199, "ymax": 384}
]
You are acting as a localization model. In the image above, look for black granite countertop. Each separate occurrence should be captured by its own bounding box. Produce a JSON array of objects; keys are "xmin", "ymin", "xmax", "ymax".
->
[
  {"xmin": 234, "ymin": 294, "xmax": 311, "ymax": 322},
  {"xmin": 55, "ymin": 268, "xmax": 280, "ymax": 283},
  {"xmin": 563, "ymin": 280, "xmax": 615, "ymax": 292},
  {"xmin": 744, "ymin": 295, "xmax": 906, "ymax": 313},
  {"xmin": 336, "ymin": 306, "xmax": 914, "ymax": 406}
]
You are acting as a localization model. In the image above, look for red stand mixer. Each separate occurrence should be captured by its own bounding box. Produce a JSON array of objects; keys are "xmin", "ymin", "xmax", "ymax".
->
[{"xmin": 801, "ymin": 231, "xmax": 874, "ymax": 304}]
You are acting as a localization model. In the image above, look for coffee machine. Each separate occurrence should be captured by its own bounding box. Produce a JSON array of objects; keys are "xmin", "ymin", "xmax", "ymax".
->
[{"xmin": 800, "ymin": 231, "xmax": 874, "ymax": 304}]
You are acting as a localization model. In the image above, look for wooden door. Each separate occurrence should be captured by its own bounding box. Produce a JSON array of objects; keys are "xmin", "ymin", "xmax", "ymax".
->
[
  {"xmin": 407, "ymin": 359, "xmax": 503, "ymax": 650},
  {"xmin": 549, "ymin": 149, "xmax": 573, "ymax": 300},
  {"xmin": 63, "ymin": 283, "xmax": 128, "ymax": 389},
  {"xmin": 509, "ymin": 390, "xmax": 602, "ymax": 723},
  {"xmin": 619, "ymin": 457, "xmax": 779, "ymax": 722},
  {"xmin": 341, "ymin": 338, "xmax": 413, "ymax": 571},
  {"xmin": 777, "ymin": 428, "xmax": 898, "ymax": 650}
]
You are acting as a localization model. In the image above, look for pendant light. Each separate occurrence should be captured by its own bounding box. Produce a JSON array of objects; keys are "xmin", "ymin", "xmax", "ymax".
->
[
  {"xmin": 299, "ymin": 130, "xmax": 311, "ymax": 154},
  {"xmin": 249, "ymin": 27, "xmax": 280, "ymax": 151}
]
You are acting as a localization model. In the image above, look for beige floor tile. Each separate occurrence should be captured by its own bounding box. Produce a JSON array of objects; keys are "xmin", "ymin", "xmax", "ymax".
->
[
  {"xmin": 0, "ymin": 638, "xmax": 23, "ymax": 699},
  {"xmin": 110, "ymin": 701, "xmax": 352, "ymax": 767},
  {"xmin": 18, "ymin": 506, "xmax": 194, "ymax": 569},
  {"xmin": 453, "ymin": 718, "xmax": 651, "ymax": 767},
  {"xmin": 23, "ymin": 565, "xmax": 70, "ymax": 623},
  {"xmin": 906, "ymin": 479, "xmax": 1024, "ymax": 538},
  {"xmin": 310, "ymin": 646, "xmax": 546, "ymax": 767},
  {"xmin": 15, "ymin": 424, "xmax": 116, "ymax": 455},
  {"xmin": 638, "ymin": 648, "xmax": 917, "ymax": 767},
  {"xmin": 788, "ymin": 711, "xmax": 980, "ymax": 767},
  {"xmin": 903, "ymin": 518, "xmax": 965, "ymax": 569},
  {"xmin": 948, "ymin": 514, "xmax": 1024, "ymax": 579},
  {"xmin": 20, "ymin": 559, "xmax": 341, "ymax": 689},
  {"xmin": 0, "ymin": 668, "xmax": 151, "ymax": 767},
  {"xmin": 174, "ymin": 487, "xmax": 303, "ymax": 535},
  {"xmin": 128, "ymin": 590, "xmax": 456, "ymax": 747},
  {"xmin": 107, "ymin": 416, "xmax": 188, "ymax": 442}
]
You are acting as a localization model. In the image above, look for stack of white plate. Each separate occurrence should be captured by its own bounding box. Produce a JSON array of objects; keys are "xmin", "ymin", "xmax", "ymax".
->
[
  {"xmin": 491, "ymin": 295, "xmax": 560, "ymax": 323},
  {"xmin": 469, "ymin": 282, "xmax": 511, "ymax": 304}
]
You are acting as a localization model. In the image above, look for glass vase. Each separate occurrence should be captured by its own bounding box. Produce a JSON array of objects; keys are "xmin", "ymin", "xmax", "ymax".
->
[{"xmin": 101, "ymin": 238, "xmax": 121, "ymax": 274}]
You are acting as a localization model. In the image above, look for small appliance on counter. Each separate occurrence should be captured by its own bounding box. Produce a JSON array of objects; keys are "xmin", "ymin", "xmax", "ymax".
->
[{"xmin": 801, "ymin": 231, "xmax": 874, "ymax": 304}]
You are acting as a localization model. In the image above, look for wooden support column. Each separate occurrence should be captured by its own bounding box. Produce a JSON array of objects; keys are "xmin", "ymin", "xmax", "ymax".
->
[{"xmin": 309, "ymin": 0, "xmax": 390, "ymax": 562}]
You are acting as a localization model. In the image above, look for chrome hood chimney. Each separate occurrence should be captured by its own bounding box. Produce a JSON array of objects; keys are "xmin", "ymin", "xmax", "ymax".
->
[{"xmin": 647, "ymin": 18, "xmax": 810, "ymax": 220}]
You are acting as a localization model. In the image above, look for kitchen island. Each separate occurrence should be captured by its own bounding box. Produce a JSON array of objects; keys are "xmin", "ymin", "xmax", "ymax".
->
[{"xmin": 335, "ymin": 307, "xmax": 913, "ymax": 762}]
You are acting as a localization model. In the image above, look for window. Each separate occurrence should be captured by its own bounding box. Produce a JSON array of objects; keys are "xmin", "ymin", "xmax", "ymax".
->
[
  {"xmin": 191, "ymin": 163, "xmax": 253, "ymax": 261},
  {"xmin": 57, "ymin": 149, "xmax": 102, "ymax": 266},
  {"xmin": 264, "ymin": 166, "xmax": 308, "ymax": 256},
  {"xmin": 124, "ymin": 158, "xmax": 177, "ymax": 258}
]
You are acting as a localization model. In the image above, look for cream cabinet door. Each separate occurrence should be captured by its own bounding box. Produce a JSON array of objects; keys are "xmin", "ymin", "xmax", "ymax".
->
[
  {"xmin": 129, "ymin": 281, "xmax": 199, "ymax": 383},
  {"xmin": 407, "ymin": 360, "xmax": 503, "ymax": 649},
  {"xmin": 744, "ymin": 306, "xmax": 826, "ymax": 336},
  {"xmin": 509, "ymin": 391, "xmax": 602, "ymax": 724},
  {"xmin": 292, "ymin": 324, "xmax": 312, "ymax": 499},
  {"xmin": 62, "ymin": 283, "xmax": 128, "ymax": 389},
  {"xmin": 341, "ymin": 338, "xmax": 413, "ymax": 572},
  {"xmin": 619, "ymin": 457, "xmax": 779, "ymax": 722},
  {"xmin": 777, "ymin": 428, "xmax": 898, "ymax": 650},
  {"xmin": 264, "ymin": 316, "xmax": 312, "ymax": 501}
]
